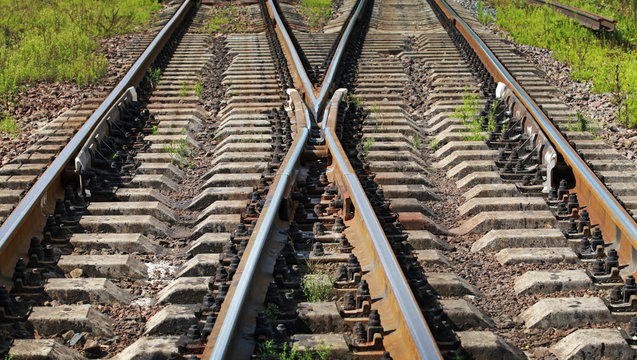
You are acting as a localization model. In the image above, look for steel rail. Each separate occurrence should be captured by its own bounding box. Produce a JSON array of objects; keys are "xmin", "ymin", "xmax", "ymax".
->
[
  {"xmin": 267, "ymin": 0, "xmax": 317, "ymax": 110},
  {"xmin": 205, "ymin": 0, "xmax": 442, "ymax": 358},
  {"xmin": 314, "ymin": 0, "xmax": 367, "ymax": 117},
  {"xmin": 527, "ymin": 0, "xmax": 616, "ymax": 31},
  {"xmin": 0, "ymin": 0, "xmax": 194, "ymax": 285},
  {"xmin": 323, "ymin": 90, "xmax": 443, "ymax": 359},
  {"xmin": 205, "ymin": 109, "xmax": 310, "ymax": 360},
  {"xmin": 431, "ymin": 0, "xmax": 637, "ymax": 260}
]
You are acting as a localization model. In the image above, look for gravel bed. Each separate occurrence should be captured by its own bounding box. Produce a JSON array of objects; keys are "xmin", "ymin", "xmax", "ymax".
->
[{"xmin": 452, "ymin": 0, "xmax": 637, "ymax": 163}]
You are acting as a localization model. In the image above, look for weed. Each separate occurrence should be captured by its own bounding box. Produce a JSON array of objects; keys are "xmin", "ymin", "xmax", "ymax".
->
[
  {"xmin": 151, "ymin": 125, "xmax": 158, "ymax": 135},
  {"xmin": 301, "ymin": 273, "xmax": 335, "ymax": 302},
  {"xmin": 229, "ymin": 88, "xmax": 238, "ymax": 96},
  {"xmin": 264, "ymin": 303, "xmax": 278, "ymax": 324},
  {"xmin": 566, "ymin": 111, "xmax": 598, "ymax": 136},
  {"xmin": 454, "ymin": 88, "xmax": 485, "ymax": 141},
  {"xmin": 412, "ymin": 133, "xmax": 422, "ymax": 150},
  {"xmin": 299, "ymin": 0, "xmax": 333, "ymax": 28},
  {"xmin": 179, "ymin": 81, "xmax": 189, "ymax": 97},
  {"xmin": 0, "ymin": 112, "xmax": 19, "ymax": 137},
  {"xmin": 305, "ymin": 255, "xmax": 321, "ymax": 275},
  {"xmin": 194, "ymin": 81, "xmax": 203, "ymax": 97},
  {"xmin": 257, "ymin": 339, "xmax": 330, "ymax": 360},
  {"xmin": 163, "ymin": 138, "xmax": 194, "ymax": 167},
  {"xmin": 347, "ymin": 93, "xmax": 361, "ymax": 109},
  {"xmin": 362, "ymin": 137, "xmax": 375, "ymax": 159},
  {"xmin": 429, "ymin": 137, "xmax": 439, "ymax": 151},
  {"xmin": 145, "ymin": 67, "xmax": 162, "ymax": 89}
]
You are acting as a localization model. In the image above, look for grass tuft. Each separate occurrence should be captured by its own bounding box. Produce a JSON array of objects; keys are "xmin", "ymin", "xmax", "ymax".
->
[
  {"xmin": 0, "ymin": 111, "xmax": 19, "ymax": 137},
  {"xmin": 300, "ymin": 273, "xmax": 335, "ymax": 302}
]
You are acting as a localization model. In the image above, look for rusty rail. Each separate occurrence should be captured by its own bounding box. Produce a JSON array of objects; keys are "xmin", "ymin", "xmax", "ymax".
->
[
  {"xmin": 430, "ymin": 0, "xmax": 637, "ymax": 268},
  {"xmin": 0, "ymin": 0, "xmax": 194, "ymax": 287},
  {"xmin": 202, "ymin": 0, "xmax": 442, "ymax": 358},
  {"xmin": 528, "ymin": 0, "xmax": 616, "ymax": 31}
]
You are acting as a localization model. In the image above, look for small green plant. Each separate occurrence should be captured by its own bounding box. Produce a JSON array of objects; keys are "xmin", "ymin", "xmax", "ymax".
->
[
  {"xmin": 0, "ymin": 112, "xmax": 19, "ymax": 137},
  {"xmin": 346, "ymin": 93, "xmax": 361, "ymax": 109},
  {"xmin": 257, "ymin": 339, "xmax": 331, "ymax": 360},
  {"xmin": 429, "ymin": 137, "xmax": 439, "ymax": 151},
  {"xmin": 371, "ymin": 101, "xmax": 380, "ymax": 114},
  {"xmin": 151, "ymin": 125, "xmax": 158, "ymax": 135},
  {"xmin": 362, "ymin": 137, "xmax": 375, "ymax": 160},
  {"xmin": 412, "ymin": 133, "xmax": 422, "ymax": 150},
  {"xmin": 179, "ymin": 81, "xmax": 189, "ymax": 97},
  {"xmin": 567, "ymin": 111, "xmax": 600, "ymax": 136},
  {"xmin": 164, "ymin": 138, "xmax": 195, "ymax": 167},
  {"xmin": 301, "ymin": 273, "xmax": 335, "ymax": 302},
  {"xmin": 229, "ymin": 88, "xmax": 238, "ymax": 96},
  {"xmin": 146, "ymin": 67, "xmax": 162, "ymax": 88},
  {"xmin": 454, "ymin": 89, "xmax": 485, "ymax": 141},
  {"xmin": 486, "ymin": 100, "xmax": 499, "ymax": 133},
  {"xmin": 194, "ymin": 81, "xmax": 203, "ymax": 97},
  {"xmin": 264, "ymin": 303, "xmax": 278, "ymax": 324},
  {"xmin": 305, "ymin": 255, "xmax": 321, "ymax": 275}
]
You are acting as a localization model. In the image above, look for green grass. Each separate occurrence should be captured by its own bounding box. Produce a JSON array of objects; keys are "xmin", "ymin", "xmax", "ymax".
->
[
  {"xmin": 429, "ymin": 137, "xmax": 439, "ymax": 150},
  {"xmin": 257, "ymin": 339, "xmax": 331, "ymax": 360},
  {"xmin": 163, "ymin": 134, "xmax": 196, "ymax": 167},
  {"xmin": 454, "ymin": 88, "xmax": 487, "ymax": 141},
  {"xmin": 362, "ymin": 137, "xmax": 374, "ymax": 160},
  {"xmin": 412, "ymin": 133, "xmax": 422, "ymax": 150},
  {"xmin": 300, "ymin": 273, "xmax": 335, "ymax": 302},
  {"xmin": 179, "ymin": 80, "xmax": 189, "ymax": 97},
  {"xmin": 145, "ymin": 67, "xmax": 161, "ymax": 89},
  {"xmin": 207, "ymin": 4, "xmax": 250, "ymax": 33},
  {"xmin": 300, "ymin": 0, "xmax": 332, "ymax": 28},
  {"xmin": 0, "ymin": 0, "xmax": 160, "ymax": 103},
  {"xmin": 492, "ymin": 0, "xmax": 637, "ymax": 127},
  {"xmin": 194, "ymin": 80, "xmax": 203, "ymax": 97},
  {"xmin": 0, "ymin": 111, "xmax": 19, "ymax": 137},
  {"xmin": 346, "ymin": 93, "xmax": 361, "ymax": 109}
]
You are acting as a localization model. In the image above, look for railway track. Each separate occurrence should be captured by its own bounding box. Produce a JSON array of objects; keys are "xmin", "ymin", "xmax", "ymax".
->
[{"xmin": 1, "ymin": 0, "xmax": 637, "ymax": 359}]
